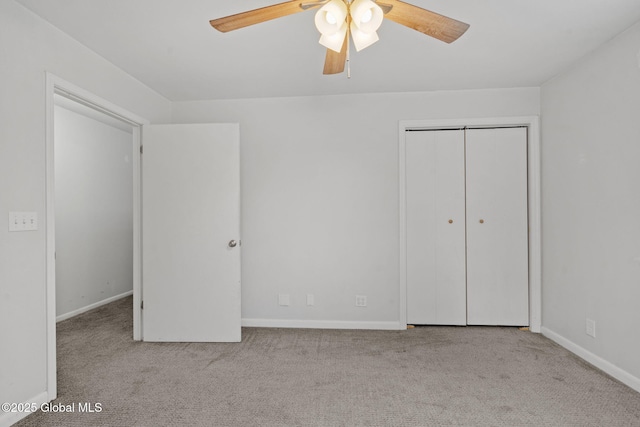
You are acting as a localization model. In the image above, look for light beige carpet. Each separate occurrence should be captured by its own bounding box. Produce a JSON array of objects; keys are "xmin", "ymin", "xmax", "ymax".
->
[{"xmin": 16, "ymin": 297, "xmax": 640, "ymax": 426}]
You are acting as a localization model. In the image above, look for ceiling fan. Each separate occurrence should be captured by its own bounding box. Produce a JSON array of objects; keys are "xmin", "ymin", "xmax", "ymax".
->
[{"xmin": 210, "ymin": 0, "xmax": 469, "ymax": 76}]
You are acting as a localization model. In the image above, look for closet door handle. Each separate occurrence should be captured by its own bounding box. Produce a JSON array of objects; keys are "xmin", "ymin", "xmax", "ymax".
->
[
  {"xmin": 448, "ymin": 219, "xmax": 453, "ymax": 224},
  {"xmin": 479, "ymin": 219, "xmax": 485, "ymax": 224}
]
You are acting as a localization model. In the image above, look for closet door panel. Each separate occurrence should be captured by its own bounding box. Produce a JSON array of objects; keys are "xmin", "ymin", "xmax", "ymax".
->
[
  {"xmin": 466, "ymin": 127, "xmax": 529, "ymax": 326},
  {"xmin": 406, "ymin": 130, "xmax": 466, "ymax": 325}
]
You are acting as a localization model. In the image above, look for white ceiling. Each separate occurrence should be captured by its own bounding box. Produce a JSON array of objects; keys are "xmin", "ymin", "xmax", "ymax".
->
[{"xmin": 16, "ymin": 0, "xmax": 640, "ymax": 101}]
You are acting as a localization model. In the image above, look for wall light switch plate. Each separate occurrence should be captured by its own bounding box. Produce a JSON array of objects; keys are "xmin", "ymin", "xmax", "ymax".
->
[{"xmin": 9, "ymin": 212, "xmax": 38, "ymax": 232}]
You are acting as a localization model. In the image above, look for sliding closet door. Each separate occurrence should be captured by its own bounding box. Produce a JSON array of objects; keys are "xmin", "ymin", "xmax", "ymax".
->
[
  {"xmin": 465, "ymin": 127, "xmax": 529, "ymax": 326},
  {"xmin": 406, "ymin": 130, "xmax": 466, "ymax": 325}
]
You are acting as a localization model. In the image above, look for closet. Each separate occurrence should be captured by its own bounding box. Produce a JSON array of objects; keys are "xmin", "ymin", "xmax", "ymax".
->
[{"xmin": 405, "ymin": 127, "xmax": 529, "ymax": 326}]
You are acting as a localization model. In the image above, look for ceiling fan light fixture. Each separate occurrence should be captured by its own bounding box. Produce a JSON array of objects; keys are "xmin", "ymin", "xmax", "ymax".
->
[
  {"xmin": 315, "ymin": 0, "xmax": 348, "ymax": 36},
  {"xmin": 350, "ymin": 0, "xmax": 384, "ymax": 34},
  {"xmin": 350, "ymin": 21, "xmax": 379, "ymax": 51},
  {"xmin": 319, "ymin": 22, "xmax": 348, "ymax": 52},
  {"xmin": 210, "ymin": 0, "xmax": 470, "ymax": 75}
]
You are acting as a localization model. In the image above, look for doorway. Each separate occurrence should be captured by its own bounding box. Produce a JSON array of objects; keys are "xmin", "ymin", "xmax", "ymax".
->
[
  {"xmin": 53, "ymin": 94, "xmax": 134, "ymax": 321},
  {"xmin": 45, "ymin": 73, "xmax": 146, "ymax": 400}
]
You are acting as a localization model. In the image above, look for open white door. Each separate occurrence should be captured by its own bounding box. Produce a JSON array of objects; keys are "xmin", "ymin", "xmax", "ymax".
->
[{"xmin": 142, "ymin": 123, "xmax": 241, "ymax": 342}]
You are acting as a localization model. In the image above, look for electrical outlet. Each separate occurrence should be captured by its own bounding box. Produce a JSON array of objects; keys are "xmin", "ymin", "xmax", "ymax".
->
[
  {"xmin": 306, "ymin": 294, "xmax": 314, "ymax": 306},
  {"xmin": 586, "ymin": 318, "xmax": 596, "ymax": 338},
  {"xmin": 355, "ymin": 295, "xmax": 367, "ymax": 307},
  {"xmin": 278, "ymin": 294, "xmax": 290, "ymax": 306}
]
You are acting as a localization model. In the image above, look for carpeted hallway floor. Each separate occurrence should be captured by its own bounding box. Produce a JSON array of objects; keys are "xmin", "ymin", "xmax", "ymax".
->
[{"xmin": 15, "ymin": 296, "xmax": 640, "ymax": 426}]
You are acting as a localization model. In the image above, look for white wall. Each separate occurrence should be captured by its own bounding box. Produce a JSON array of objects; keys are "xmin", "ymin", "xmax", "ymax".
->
[
  {"xmin": 173, "ymin": 88, "xmax": 540, "ymax": 327},
  {"xmin": 54, "ymin": 103, "xmax": 133, "ymax": 318},
  {"xmin": 541, "ymin": 21, "xmax": 640, "ymax": 384},
  {"xmin": 0, "ymin": 0, "xmax": 170, "ymax": 421}
]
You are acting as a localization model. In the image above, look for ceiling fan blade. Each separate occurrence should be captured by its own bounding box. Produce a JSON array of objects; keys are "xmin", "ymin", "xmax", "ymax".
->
[
  {"xmin": 381, "ymin": 0, "xmax": 469, "ymax": 43},
  {"xmin": 210, "ymin": 1, "xmax": 322, "ymax": 33},
  {"xmin": 323, "ymin": 35, "xmax": 348, "ymax": 75}
]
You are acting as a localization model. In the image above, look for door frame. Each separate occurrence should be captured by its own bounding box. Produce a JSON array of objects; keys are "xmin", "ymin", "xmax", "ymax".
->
[
  {"xmin": 45, "ymin": 73, "xmax": 148, "ymax": 399},
  {"xmin": 398, "ymin": 116, "xmax": 541, "ymax": 332}
]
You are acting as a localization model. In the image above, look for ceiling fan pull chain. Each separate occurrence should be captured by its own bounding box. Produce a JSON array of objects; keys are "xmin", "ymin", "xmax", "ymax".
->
[{"xmin": 347, "ymin": 29, "xmax": 351, "ymax": 78}]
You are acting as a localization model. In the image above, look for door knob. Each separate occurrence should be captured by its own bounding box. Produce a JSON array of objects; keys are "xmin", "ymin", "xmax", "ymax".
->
[
  {"xmin": 479, "ymin": 219, "xmax": 484, "ymax": 224},
  {"xmin": 448, "ymin": 219, "xmax": 453, "ymax": 224},
  {"xmin": 228, "ymin": 240, "xmax": 237, "ymax": 248}
]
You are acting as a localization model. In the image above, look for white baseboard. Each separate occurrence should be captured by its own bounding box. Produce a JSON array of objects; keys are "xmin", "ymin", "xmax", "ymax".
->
[
  {"xmin": 242, "ymin": 318, "xmax": 403, "ymax": 330},
  {"xmin": 0, "ymin": 391, "xmax": 50, "ymax": 427},
  {"xmin": 541, "ymin": 327, "xmax": 640, "ymax": 393},
  {"xmin": 56, "ymin": 290, "xmax": 133, "ymax": 323}
]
